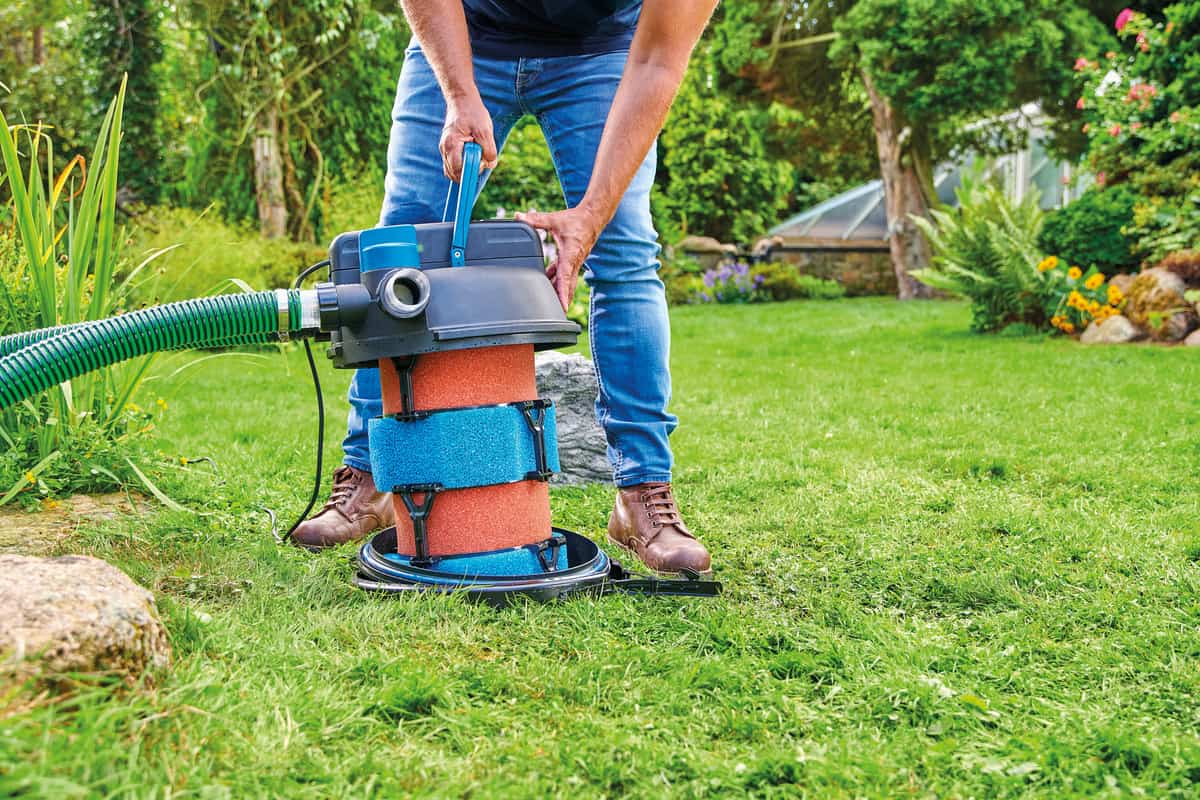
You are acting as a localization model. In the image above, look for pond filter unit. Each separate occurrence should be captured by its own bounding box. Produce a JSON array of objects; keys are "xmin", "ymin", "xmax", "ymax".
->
[{"xmin": 0, "ymin": 144, "xmax": 720, "ymax": 605}]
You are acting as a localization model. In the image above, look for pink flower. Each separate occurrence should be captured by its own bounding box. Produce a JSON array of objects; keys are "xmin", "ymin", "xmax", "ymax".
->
[
  {"xmin": 1137, "ymin": 32, "xmax": 1149, "ymax": 51},
  {"xmin": 1115, "ymin": 8, "xmax": 1135, "ymax": 31},
  {"xmin": 1073, "ymin": 57, "xmax": 1095, "ymax": 72},
  {"xmin": 1170, "ymin": 111, "xmax": 1183, "ymax": 123},
  {"xmin": 1109, "ymin": 124, "xmax": 1122, "ymax": 136},
  {"xmin": 1096, "ymin": 171, "xmax": 1107, "ymax": 187},
  {"xmin": 1082, "ymin": 122, "xmax": 1091, "ymax": 133},
  {"xmin": 1076, "ymin": 97, "xmax": 1086, "ymax": 110},
  {"xmin": 1131, "ymin": 121, "xmax": 1142, "ymax": 131},
  {"xmin": 1106, "ymin": 50, "xmax": 1117, "ymax": 59}
]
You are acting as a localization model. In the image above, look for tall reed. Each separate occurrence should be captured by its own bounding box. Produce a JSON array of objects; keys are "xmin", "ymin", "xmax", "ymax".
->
[{"xmin": 0, "ymin": 78, "xmax": 161, "ymax": 503}]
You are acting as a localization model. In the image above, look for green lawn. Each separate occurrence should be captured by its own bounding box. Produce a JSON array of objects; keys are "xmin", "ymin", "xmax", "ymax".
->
[{"xmin": 4, "ymin": 298, "xmax": 1200, "ymax": 798}]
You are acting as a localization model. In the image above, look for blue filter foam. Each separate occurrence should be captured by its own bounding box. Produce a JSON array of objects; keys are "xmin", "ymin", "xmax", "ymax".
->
[{"xmin": 368, "ymin": 401, "xmax": 560, "ymax": 491}]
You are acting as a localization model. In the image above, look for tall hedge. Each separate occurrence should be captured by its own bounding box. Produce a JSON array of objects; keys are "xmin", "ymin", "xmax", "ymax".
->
[{"xmin": 81, "ymin": 0, "xmax": 164, "ymax": 203}]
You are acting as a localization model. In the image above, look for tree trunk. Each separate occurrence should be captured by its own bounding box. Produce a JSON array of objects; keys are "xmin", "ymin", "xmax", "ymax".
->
[
  {"xmin": 10, "ymin": 33, "xmax": 25, "ymax": 66},
  {"xmin": 862, "ymin": 70, "xmax": 934, "ymax": 300},
  {"xmin": 253, "ymin": 104, "xmax": 288, "ymax": 239},
  {"xmin": 32, "ymin": 27, "xmax": 46, "ymax": 65}
]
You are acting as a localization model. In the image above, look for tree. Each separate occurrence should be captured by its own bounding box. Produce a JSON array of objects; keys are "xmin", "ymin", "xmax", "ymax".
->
[
  {"xmin": 713, "ymin": 0, "xmax": 1112, "ymax": 299},
  {"xmin": 831, "ymin": 0, "xmax": 1112, "ymax": 298},
  {"xmin": 80, "ymin": 0, "xmax": 164, "ymax": 204},
  {"xmin": 0, "ymin": 2, "xmax": 91, "ymax": 159},
  {"xmin": 183, "ymin": 1, "xmax": 405, "ymax": 240}
]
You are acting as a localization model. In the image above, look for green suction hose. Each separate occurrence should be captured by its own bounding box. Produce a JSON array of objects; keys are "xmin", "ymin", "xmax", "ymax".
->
[{"xmin": 0, "ymin": 290, "xmax": 314, "ymax": 409}]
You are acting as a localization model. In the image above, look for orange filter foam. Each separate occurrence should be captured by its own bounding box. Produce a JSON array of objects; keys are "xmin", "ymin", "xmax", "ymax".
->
[{"xmin": 379, "ymin": 344, "xmax": 552, "ymax": 556}]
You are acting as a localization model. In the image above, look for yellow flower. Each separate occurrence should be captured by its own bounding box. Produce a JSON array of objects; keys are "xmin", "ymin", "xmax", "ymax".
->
[
  {"xmin": 1067, "ymin": 266, "xmax": 1083, "ymax": 280},
  {"xmin": 1068, "ymin": 290, "xmax": 1085, "ymax": 309},
  {"xmin": 1062, "ymin": 321, "xmax": 1075, "ymax": 333},
  {"xmin": 23, "ymin": 471, "xmax": 36, "ymax": 484},
  {"xmin": 1108, "ymin": 285, "xmax": 1124, "ymax": 305},
  {"xmin": 1089, "ymin": 300, "xmax": 1102, "ymax": 314},
  {"xmin": 1037, "ymin": 255, "xmax": 1060, "ymax": 272},
  {"xmin": 1084, "ymin": 273, "xmax": 1105, "ymax": 290},
  {"xmin": 156, "ymin": 398, "xmax": 169, "ymax": 411}
]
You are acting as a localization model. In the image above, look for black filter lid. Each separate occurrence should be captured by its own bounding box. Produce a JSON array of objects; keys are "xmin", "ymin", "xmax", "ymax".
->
[{"xmin": 327, "ymin": 220, "xmax": 580, "ymax": 368}]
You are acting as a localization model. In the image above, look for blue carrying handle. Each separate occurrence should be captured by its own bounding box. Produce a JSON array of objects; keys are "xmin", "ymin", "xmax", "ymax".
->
[{"xmin": 450, "ymin": 142, "xmax": 483, "ymax": 267}]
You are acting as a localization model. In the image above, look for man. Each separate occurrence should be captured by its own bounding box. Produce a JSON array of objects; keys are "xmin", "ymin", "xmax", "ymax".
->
[{"xmin": 292, "ymin": 0, "xmax": 717, "ymax": 576}]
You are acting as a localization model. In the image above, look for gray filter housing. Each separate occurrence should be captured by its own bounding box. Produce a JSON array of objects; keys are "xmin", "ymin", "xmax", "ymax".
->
[{"xmin": 326, "ymin": 220, "xmax": 580, "ymax": 369}]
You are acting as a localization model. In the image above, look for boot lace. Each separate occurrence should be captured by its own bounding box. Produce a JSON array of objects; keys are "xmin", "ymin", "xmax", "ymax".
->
[
  {"xmin": 323, "ymin": 466, "xmax": 361, "ymax": 511},
  {"xmin": 641, "ymin": 483, "xmax": 682, "ymax": 528}
]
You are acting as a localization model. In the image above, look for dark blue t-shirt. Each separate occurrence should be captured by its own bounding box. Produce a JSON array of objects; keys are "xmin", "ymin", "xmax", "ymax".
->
[{"xmin": 463, "ymin": 0, "xmax": 642, "ymax": 58}]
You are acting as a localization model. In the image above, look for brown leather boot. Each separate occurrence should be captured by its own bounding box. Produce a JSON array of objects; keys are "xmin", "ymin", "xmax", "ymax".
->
[
  {"xmin": 290, "ymin": 465, "xmax": 395, "ymax": 551},
  {"xmin": 607, "ymin": 483, "xmax": 712, "ymax": 577}
]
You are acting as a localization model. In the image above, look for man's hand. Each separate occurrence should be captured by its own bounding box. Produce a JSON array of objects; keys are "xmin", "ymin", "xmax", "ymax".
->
[
  {"xmin": 439, "ymin": 94, "xmax": 499, "ymax": 181},
  {"xmin": 516, "ymin": 206, "xmax": 605, "ymax": 311}
]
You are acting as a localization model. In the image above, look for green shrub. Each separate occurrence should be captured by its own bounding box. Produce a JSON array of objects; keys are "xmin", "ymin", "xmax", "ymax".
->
[
  {"xmin": 478, "ymin": 119, "xmax": 564, "ymax": 216},
  {"xmin": 665, "ymin": 273, "xmax": 701, "ymax": 306},
  {"xmin": 123, "ymin": 206, "xmax": 327, "ymax": 304},
  {"xmin": 751, "ymin": 264, "xmax": 846, "ymax": 301},
  {"xmin": 912, "ymin": 176, "xmax": 1049, "ymax": 332},
  {"xmin": 1074, "ymin": 7, "xmax": 1200, "ymax": 263},
  {"xmin": 321, "ymin": 169, "xmax": 385, "ymax": 240},
  {"xmin": 1038, "ymin": 186, "xmax": 1140, "ymax": 275},
  {"xmin": 658, "ymin": 71, "xmax": 794, "ymax": 243}
]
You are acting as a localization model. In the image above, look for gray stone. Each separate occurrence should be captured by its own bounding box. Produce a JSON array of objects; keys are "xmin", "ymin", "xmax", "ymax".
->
[
  {"xmin": 0, "ymin": 555, "xmax": 170, "ymax": 684},
  {"xmin": 1080, "ymin": 315, "xmax": 1142, "ymax": 345},
  {"xmin": 536, "ymin": 351, "xmax": 611, "ymax": 485},
  {"xmin": 1184, "ymin": 329, "xmax": 1200, "ymax": 347}
]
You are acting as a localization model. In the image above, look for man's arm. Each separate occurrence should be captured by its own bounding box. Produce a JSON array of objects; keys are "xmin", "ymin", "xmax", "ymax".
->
[
  {"xmin": 399, "ymin": 0, "xmax": 499, "ymax": 179},
  {"xmin": 517, "ymin": 0, "xmax": 718, "ymax": 310}
]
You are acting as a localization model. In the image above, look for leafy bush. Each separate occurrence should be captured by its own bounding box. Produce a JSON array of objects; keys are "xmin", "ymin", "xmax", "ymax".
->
[
  {"xmin": 751, "ymin": 263, "xmax": 846, "ymax": 301},
  {"xmin": 1038, "ymin": 186, "xmax": 1140, "ymax": 274},
  {"xmin": 1074, "ymin": 6, "xmax": 1200, "ymax": 264},
  {"xmin": 912, "ymin": 176, "xmax": 1048, "ymax": 332},
  {"xmin": 321, "ymin": 169, "xmax": 386, "ymax": 238},
  {"xmin": 658, "ymin": 72, "xmax": 794, "ymax": 243}
]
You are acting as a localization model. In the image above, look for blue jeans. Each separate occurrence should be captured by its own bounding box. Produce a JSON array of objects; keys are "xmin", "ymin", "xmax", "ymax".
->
[{"xmin": 343, "ymin": 45, "xmax": 677, "ymax": 487}]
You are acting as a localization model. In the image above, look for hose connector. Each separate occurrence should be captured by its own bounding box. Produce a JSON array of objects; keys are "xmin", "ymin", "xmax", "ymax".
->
[
  {"xmin": 378, "ymin": 268, "xmax": 431, "ymax": 320},
  {"xmin": 274, "ymin": 289, "xmax": 292, "ymax": 342}
]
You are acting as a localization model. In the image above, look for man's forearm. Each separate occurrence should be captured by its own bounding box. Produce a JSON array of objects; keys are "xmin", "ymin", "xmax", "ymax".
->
[
  {"xmin": 399, "ymin": 0, "xmax": 499, "ymax": 176},
  {"xmin": 399, "ymin": 0, "xmax": 476, "ymax": 101},
  {"xmin": 580, "ymin": 0, "xmax": 718, "ymax": 224}
]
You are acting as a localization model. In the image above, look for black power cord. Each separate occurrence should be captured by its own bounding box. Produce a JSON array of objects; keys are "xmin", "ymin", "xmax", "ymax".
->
[{"xmin": 280, "ymin": 259, "xmax": 331, "ymax": 543}]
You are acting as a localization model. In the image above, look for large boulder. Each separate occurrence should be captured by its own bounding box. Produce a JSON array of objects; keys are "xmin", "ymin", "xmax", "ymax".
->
[
  {"xmin": 536, "ymin": 352, "xmax": 611, "ymax": 485},
  {"xmin": 1124, "ymin": 267, "xmax": 1198, "ymax": 342},
  {"xmin": 1080, "ymin": 315, "xmax": 1142, "ymax": 345},
  {"xmin": 0, "ymin": 555, "xmax": 170, "ymax": 684},
  {"xmin": 1184, "ymin": 329, "xmax": 1200, "ymax": 347}
]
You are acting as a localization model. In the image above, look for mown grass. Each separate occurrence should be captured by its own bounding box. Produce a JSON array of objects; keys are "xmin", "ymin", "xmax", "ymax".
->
[{"xmin": 3, "ymin": 298, "xmax": 1200, "ymax": 798}]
